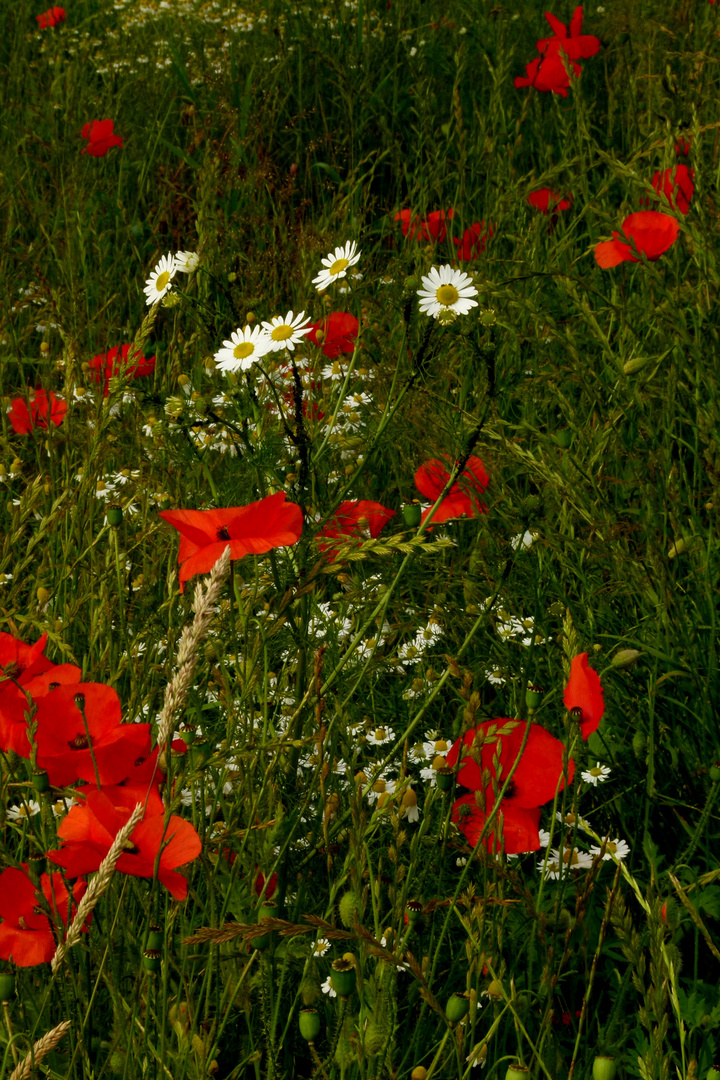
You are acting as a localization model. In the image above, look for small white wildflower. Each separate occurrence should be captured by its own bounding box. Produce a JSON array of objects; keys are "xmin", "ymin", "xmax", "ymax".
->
[
  {"xmin": 175, "ymin": 250, "xmax": 199, "ymax": 273},
  {"xmin": 581, "ymin": 763, "xmax": 611, "ymax": 786},
  {"xmin": 143, "ymin": 252, "xmax": 177, "ymax": 306},
  {"xmin": 590, "ymin": 837, "xmax": 630, "ymax": 862},
  {"xmin": 313, "ymin": 938, "xmax": 331, "ymax": 957},
  {"xmin": 417, "ymin": 264, "xmax": 478, "ymax": 320},
  {"xmin": 6, "ymin": 800, "xmax": 41, "ymax": 820},
  {"xmin": 312, "ymin": 241, "xmax": 361, "ymax": 291},
  {"xmin": 261, "ymin": 310, "xmax": 313, "ymax": 352},
  {"xmin": 321, "ymin": 976, "xmax": 337, "ymax": 998}
]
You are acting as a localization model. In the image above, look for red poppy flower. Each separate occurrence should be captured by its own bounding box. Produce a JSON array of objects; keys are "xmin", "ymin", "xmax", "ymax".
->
[
  {"xmin": 81, "ymin": 119, "xmax": 124, "ymax": 157},
  {"xmin": 316, "ymin": 500, "xmax": 395, "ymax": 559},
  {"xmin": 415, "ymin": 456, "xmax": 489, "ymax": 525},
  {"xmin": 675, "ymin": 137, "xmax": 692, "ymax": 157},
  {"xmin": 527, "ymin": 189, "xmax": 573, "ymax": 214},
  {"xmin": 594, "ymin": 210, "xmax": 680, "ymax": 269},
  {"xmin": 8, "ymin": 389, "xmax": 67, "ymax": 434},
  {"xmin": 0, "ymin": 632, "xmax": 82, "ymax": 757},
  {"xmin": 514, "ymin": 53, "xmax": 581, "ymax": 97},
  {"xmin": 447, "ymin": 719, "xmax": 574, "ymax": 806},
  {"xmin": 307, "ymin": 312, "xmax": 359, "ymax": 358},
  {"xmin": 650, "ymin": 164, "xmax": 694, "ymax": 215},
  {"xmin": 48, "ymin": 789, "xmax": 201, "ymax": 900},
  {"xmin": 159, "ymin": 492, "xmax": 303, "ymax": 592},
  {"xmin": 89, "ymin": 344, "xmax": 156, "ymax": 396},
  {"xmin": 563, "ymin": 652, "xmax": 604, "ymax": 739},
  {"xmin": 452, "ymin": 792, "xmax": 542, "ymax": 855},
  {"xmin": 0, "ymin": 866, "xmax": 86, "ymax": 967},
  {"xmin": 36, "ymin": 6, "xmax": 65, "ymax": 28},
  {"xmin": 394, "ymin": 208, "xmax": 454, "ymax": 242},
  {"xmin": 34, "ymin": 683, "xmax": 151, "ymax": 787},
  {"xmin": 536, "ymin": 7, "xmax": 601, "ymax": 62},
  {"xmin": 99, "ymin": 742, "xmax": 166, "ymax": 816},
  {"xmin": 452, "ymin": 222, "xmax": 494, "ymax": 261},
  {"xmin": 254, "ymin": 868, "xmax": 278, "ymax": 898}
]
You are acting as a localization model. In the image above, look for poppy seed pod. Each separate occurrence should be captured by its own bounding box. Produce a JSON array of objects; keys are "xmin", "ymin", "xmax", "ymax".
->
[
  {"xmin": 147, "ymin": 924, "xmax": 164, "ymax": 951},
  {"xmin": 251, "ymin": 903, "xmax": 279, "ymax": 951},
  {"xmin": 710, "ymin": 762, "xmax": 720, "ymax": 783},
  {"xmin": 446, "ymin": 992, "xmax": 470, "ymax": 1023},
  {"xmin": 506, "ymin": 1067, "xmax": 530, "ymax": 1080},
  {"xmin": 436, "ymin": 766, "xmax": 454, "ymax": 792},
  {"xmin": 403, "ymin": 503, "xmax": 422, "ymax": 528},
  {"xmin": 142, "ymin": 949, "xmax": 162, "ymax": 973},
  {"xmin": 330, "ymin": 957, "xmax": 356, "ymax": 997},
  {"xmin": 406, "ymin": 900, "xmax": 423, "ymax": 924},
  {"xmin": 298, "ymin": 1008, "xmax": 321, "ymax": 1041},
  {"xmin": 107, "ymin": 504, "xmax": 123, "ymax": 527},
  {"xmin": 32, "ymin": 769, "xmax": 50, "ymax": 793},
  {"xmin": 707, "ymin": 1068, "xmax": 720, "ymax": 1080},
  {"xmin": 555, "ymin": 428, "xmax": 572, "ymax": 449},
  {"xmin": 525, "ymin": 685, "xmax": 544, "ymax": 709},
  {"xmin": 592, "ymin": 1057, "xmax": 618, "ymax": 1080}
]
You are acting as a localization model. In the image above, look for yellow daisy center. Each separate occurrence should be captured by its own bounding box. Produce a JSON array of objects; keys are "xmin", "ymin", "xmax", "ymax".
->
[
  {"xmin": 606, "ymin": 841, "xmax": 617, "ymax": 854},
  {"xmin": 233, "ymin": 341, "xmax": 255, "ymax": 360},
  {"xmin": 562, "ymin": 849, "xmax": 580, "ymax": 866},
  {"xmin": 436, "ymin": 283, "xmax": 459, "ymax": 306},
  {"xmin": 329, "ymin": 257, "xmax": 349, "ymax": 275},
  {"xmin": 155, "ymin": 271, "xmax": 170, "ymax": 292},
  {"xmin": 271, "ymin": 324, "xmax": 294, "ymax": 341},
  {"xmin": 589, "ymin": 767, "xmax": 603, "ymax": 776}
]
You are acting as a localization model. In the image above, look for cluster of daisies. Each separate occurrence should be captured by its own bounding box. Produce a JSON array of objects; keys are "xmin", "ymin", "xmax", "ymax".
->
[{"xmin": 144, "ymin": 241, "xmax": 481, "ymax": 376}]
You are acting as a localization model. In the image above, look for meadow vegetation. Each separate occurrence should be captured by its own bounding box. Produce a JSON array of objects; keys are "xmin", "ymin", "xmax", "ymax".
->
[{"xmin": 1, "ymin": 0, "xmax": 720, "ymax": 1078}]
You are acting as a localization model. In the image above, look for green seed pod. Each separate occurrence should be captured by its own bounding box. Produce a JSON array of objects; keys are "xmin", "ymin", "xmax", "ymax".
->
[
  {"xmin": 445, "ymin": 992, "xmax": 470, "ymax": 1023},
  {"xmin": 147, "ymin": 924, "xmax": 163, "ymax": 951},
  {"xmin": 298, "ymin": 1009, "xmax": 321, "ymax": 1042},
  {"xmin": 0, "ymin": 971, "xmax": 15, "ymax": 1002},
  {"xmin": 403, "ymin": 503, "xmax": 422, "ymax": 528},
  {"xmin": 525, "ymin": 685, "xmax": 544, "ymax": 710},
  {"xmin": 707, "ymin": 1067, "xmax": 720, "ymax": 1080},
  {"xmin": 142, "ymin": 949, "xmax": 162, "ymax": 973},
  {"xmin": 330, "ymin": 958, "xmax": 356, "ymax": 998},
  {"xmin": 31, "ymin": 769, "xmax": 50, "ymax": 793},
  {"xmin": 178, "ymin": 725, "xmax": 196, "ymax": 746},
  {"xmin": 710, "ymin": 763, "xmax": 720, "ymax": 783},
  {"xmin": 107, "ymin": 505, "xmax": 123, "ymax": 528},
  {"xmin": 406, "ymin": 900, "xmax": 423, "ymax": 925},
  {"xmin": 436, "ymin": 766, "xmax": 454, "ymax": 792},
  {"xmin": 592, "ymin": 1056, "xmax": 618, "ymax": 1080},
  {"xmin": 506, "ymin": 1067, "xmax": 529, "ymax": 1080},
  {"xmin": 555, "ymin": 429, "xmax": 572, "ymax": 449},
  {"xmin": 189, "ymin": 738, "xmax": 211, "ymax": 769},
  {"xmin": 338, "ymin": 892, "xmax": 361, "ymax": 928}
]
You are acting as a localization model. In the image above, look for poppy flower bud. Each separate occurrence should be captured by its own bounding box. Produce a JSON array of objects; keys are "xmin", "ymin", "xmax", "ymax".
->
[
  {"xmin": 710, "ymin": 762, "xmax": 720, "ymax": 783},
  {"xmin": 0, "ymin": 971, "xmax": 15, "ymax": 1003},
  {"xmin": 299, "ymin": 1008, "xmax": 321, "ymax": 1041},
  {"xmin": 338, "ymin": 892, "xmax": 361, "ymax": 928},
  {"xmin": 315, "ymin": 330, "xmax": 325, "ymax": 344},
  {"xmin": 623, "ymin": 357, "xmax": 648, "ymax": 375},
  {"xmin": 10, "ymin": 458, "xmax": 22, "ymax": 474},
  {"xmin": 485, "ymin": 979, "xmax": 504, "ymax": 1000},
  {"xmin": 189, "ymin": 738, "xmax": 211, "ymax": 769},
  {"xmin": 411, "ymin": 1069, "xmax": 428, "ymax": 1080},
  {"xmin": 555, "ymin": 428, "xmax": 572, "ymax": 449},
  {"xmin": 592, "ymin": 1057, "xmax": 618, "ymax": 1080},
  {"xmin": 330, "ymin": 957, "xmax": 356, "ymax": 997},
  {"xmin": 40, "ymin": 341, "xmax": 50, "ymax": 354},
  {"xmin": 446, "ymin": 992, "xmax": 470, "ymax": 1023},
  {"xmin": 632, "ymin": 730, "xmax": 646, "ymax": 759},
  {"xmin": 246, "ymin": 311, "xmax": 256, "ymax": 323},
  {"xmin": 611, "ymin": 649, "xmax": 641, "ymax": 668},
  {"xmin": 36, "ymin": 586, "xmax": 51, "ymax": 605},
  {"xmin": 289, "ymin": 162, "xmax": 299, "ymax": 176}
]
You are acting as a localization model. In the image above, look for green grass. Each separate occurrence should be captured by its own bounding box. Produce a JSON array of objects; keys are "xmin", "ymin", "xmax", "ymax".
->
[{"xmin": 1, "ymin": 0, "xmax": 720, "ymax": 1077}]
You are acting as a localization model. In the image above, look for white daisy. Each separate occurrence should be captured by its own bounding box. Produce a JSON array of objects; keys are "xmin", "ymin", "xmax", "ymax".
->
[
  {"xmin": 175, "ymin": 250, "xmax": 200, "ymax": 273},
  {"xmin": 320, "ymin": 976, "xmax": 337, "ymax": 998},
  {"xmin": 6, "ymin": 800, "xmax": 41, "ymax": 821},
  {"xmin": 312, "ymin": 241, "xmax": 361, "ymax": 291},
  {"xmin": 214, "ymin": 325, "xmax": 273, "ymax": 372},
  {"xmin": 581, "ymin": 763, "xmax": 612, "ymax": 786},
  {"xmin": 590, "ymin": 837, "xmax": 630, "ymax": 862},
  {"xmin": 144, "ymin": 253, "xmax": 178, "ymax": 306},
  {"xmin": 417, "ymin": 265, "xmax": 478, "ymax": 320},
  {"xmin": 545, "ymin": 847, "xmax": 594, "ymax": 878},
  {"xmin": 313, "ymin": 938, "xmax": 331, "ymax": 957},
  {"xmin": 366, "ymin": 726, "xmax": 395, "ymax": 746},
  {"xmin": 261, "ymin": 310, "xmax": 313, "ymax": 352}
]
